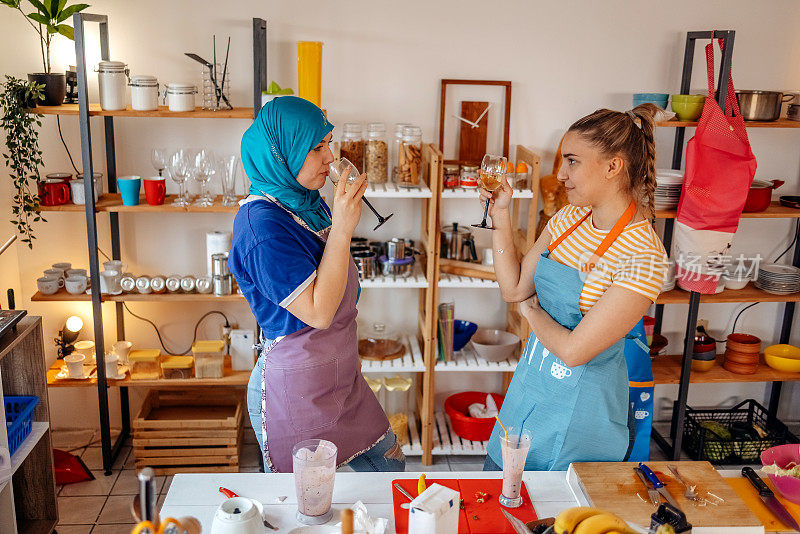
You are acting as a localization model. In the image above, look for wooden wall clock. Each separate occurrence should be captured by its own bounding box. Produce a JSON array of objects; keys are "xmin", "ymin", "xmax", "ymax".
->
[{"xmin": 438, "ymin": 79, "xmax": 512, "ymax": 166}]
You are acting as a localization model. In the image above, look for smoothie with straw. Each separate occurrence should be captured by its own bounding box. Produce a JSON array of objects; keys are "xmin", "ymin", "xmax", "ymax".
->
[{"xmin": 499, "ymin": 427, "xmax": 531, "ymax": 508}]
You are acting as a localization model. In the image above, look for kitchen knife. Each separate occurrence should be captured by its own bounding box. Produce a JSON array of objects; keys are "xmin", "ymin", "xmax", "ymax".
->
[
  {"xmin": 742, "ymin": 467, "xmax": 800, "ymax": 532},
  {"xmin": 634, "ymin": 466, "xmax": 661, "ymax": 507},
  {"xmin": 638, "ymin": 463, "xmax": 682, "ymax": 511},
  {"xmin": 501, "ymin": 508, "xmax": 534, "ymax": 534}
]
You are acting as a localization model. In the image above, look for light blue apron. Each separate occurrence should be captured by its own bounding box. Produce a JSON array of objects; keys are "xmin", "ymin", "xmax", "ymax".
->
[{"xmin": 486, "ymin": 202, "xmax": 637, "ymax": 471}]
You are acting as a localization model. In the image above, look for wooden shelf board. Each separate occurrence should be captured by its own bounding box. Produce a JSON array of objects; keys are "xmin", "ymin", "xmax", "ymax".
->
[
  {"xmin": 47, "ymin": 359, "xmax": 250, "ymax": 388},
  {"xmin": 32, "ymin": 290, "xmax": 245, "ymax": 303},
  {"xmin": 656, "ymin": 283, "xmax": 800, "ymax": 304},
  {"xmin": 10, "ymin": 422, "xmax": 49, "ymax": 474},
  {"xmin": 656, "ymin": 201, "xmax": 800, "ymax": 219},
  {"xmin": 657, "ymin": 118, "xmax": 800, "ymax": 128},
  {"xmin": 652, "ymin": 354, "xmax": 800, "ymax": 385},
  {"xmin": 31, "ymin": 104, "xmax": 254, "ymax": 119},
  {"xmin": 39, "ymin": 194, "xmax": 242, "ymax": 213}
]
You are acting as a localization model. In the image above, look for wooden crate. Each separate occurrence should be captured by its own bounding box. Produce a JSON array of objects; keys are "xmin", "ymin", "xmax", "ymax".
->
[{"xmin": 133, "ymin": 389, "xmax": 244, "ymax": 475}]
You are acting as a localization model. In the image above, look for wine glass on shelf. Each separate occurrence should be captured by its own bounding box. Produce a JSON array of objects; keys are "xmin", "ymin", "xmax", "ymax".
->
[
  {"xmin": 220, "ymin": 154, "xmax": 239, "ymax": 206},
  {"xmin": 329, "ymin": 157, "xmax": 393, "ymax": 230},
  {"xmin": 151, "ymin": 148, "xmax": 168, "ymax": 177},
  {"xmin": 193, "ymin": 148, "xmax": 216, "ymax": 207},
  {"xmin": 472, "ymin": 154, "xmax": 507, "ymax": 230},
  {"xmin": 168, "ymin": 148, "xmax": 192, "ymax": 207}
]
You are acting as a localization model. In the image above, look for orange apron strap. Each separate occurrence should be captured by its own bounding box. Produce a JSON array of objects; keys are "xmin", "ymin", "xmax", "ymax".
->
[
  {"xmin": 548, "ymin": 210, "xmax": 592, "ymax": 253},
  {"xmin": 629, "ymin": 380, "xmax": 655, "ymax": 388},
  {"xmin": 581, "ymin": 201, "xmax": 638, "ymax": 272}
]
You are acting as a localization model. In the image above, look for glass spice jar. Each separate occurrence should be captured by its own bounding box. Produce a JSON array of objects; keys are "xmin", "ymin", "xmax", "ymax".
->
[
  {"xmin": 396, "ymin": 126, "xmax": 422, "ymax": 187},
  {"xmin": 340, "ymin": 123, "xmax": 364, "ymax": 173},
  {"xmin": 391, "ymin": 123, "xmax": 411, "ymax": 182},
  {"xmin": 443, "ymin": 164, "xmax": 460, "ymax": 188},
  {"xmin": 460, "ymin": 164, "xmax": 479, "ymax": 188},
  {"xmin": 364, "ymin": 122, "xmax": 388, "ymax": 183}
]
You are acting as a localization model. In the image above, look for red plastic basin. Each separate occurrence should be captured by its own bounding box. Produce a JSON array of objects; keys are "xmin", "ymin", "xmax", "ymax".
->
[{"xmin": 444, "ymin": 391, "xmax": 505, "ymax": 442}]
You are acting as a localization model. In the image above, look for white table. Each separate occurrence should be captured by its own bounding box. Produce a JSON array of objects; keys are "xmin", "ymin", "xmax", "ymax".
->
[{"xmin": 160, "ymin": 469, "xmax": 785, "ymax": 533}]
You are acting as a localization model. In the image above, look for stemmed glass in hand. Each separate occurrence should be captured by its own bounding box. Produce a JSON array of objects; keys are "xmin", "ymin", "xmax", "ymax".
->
[
  {"xmin": 168, "ymin": 149, "xmax": 192, "ymax": 207},
  {"xmin": 193, "ymin": 149, "xmax": 216, "ymax": 206},
  {"xmin": 473, "ymin": 154, "xmax": 508, "ymax": 230},
  {"xmin": 329, "ymin": 157, "xmax": 393, "ymax": 230},
  {"xmin": 151, "ymin": 148, "xmax": 168, "ymax": 176}
]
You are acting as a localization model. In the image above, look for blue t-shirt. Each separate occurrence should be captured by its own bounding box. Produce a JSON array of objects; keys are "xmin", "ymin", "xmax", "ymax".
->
[{"xmin": 229, "ymin": 199, "xmax": 329, "ymax": 339}]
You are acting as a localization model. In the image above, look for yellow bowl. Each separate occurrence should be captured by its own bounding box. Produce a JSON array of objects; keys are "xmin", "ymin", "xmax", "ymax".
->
[{"xmin": 764, "ymin": 344, "xmax": 800, "ymax": 373}]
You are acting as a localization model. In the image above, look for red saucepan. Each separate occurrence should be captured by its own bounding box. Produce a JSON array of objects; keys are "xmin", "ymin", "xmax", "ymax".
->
[{"xmin": 743, "ymin": 179, "xmax": 784, "ymax": 213}]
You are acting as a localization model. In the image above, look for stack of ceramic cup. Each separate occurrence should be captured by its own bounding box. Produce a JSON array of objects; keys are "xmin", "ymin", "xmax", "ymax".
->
[
  {"xmin": 691, "ymin": 336, "xmax": 717, "ymax": 373},
  {"xmin": 723, "ymin": 333, "xmax": 762, "ymax": 375},
  {"xmin": 36, "ymin": 262, "xmax": 90, "ymax": 295}
]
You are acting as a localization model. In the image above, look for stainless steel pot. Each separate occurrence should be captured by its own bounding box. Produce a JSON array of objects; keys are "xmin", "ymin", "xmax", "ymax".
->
[
  {"xmin": 441, "ymin": 223, "xmax": 478, "ymax": 261},
  {"xmin": 735, "ymin": 90, "xmax": 795, "ymax": 121},
  {"xmin": 352, "ymin": 251, "xmax": 376, "ymax": 280}
]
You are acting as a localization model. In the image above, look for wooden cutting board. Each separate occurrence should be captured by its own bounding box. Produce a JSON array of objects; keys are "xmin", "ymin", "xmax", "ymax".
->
[
  {"xmin": 568, "ymin": 461, "xmax": 762, "ymax": 532},
  {"xmin": 727, "ymin": 477, "xmax": 800, "ymax": 532}
]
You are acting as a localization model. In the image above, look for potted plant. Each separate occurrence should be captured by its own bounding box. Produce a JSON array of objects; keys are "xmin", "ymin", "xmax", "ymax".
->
[
  {"xmin": 1, "ymin": 76, "xmax": 45, "ymax": 247},
  {"xmin": 1, "ymin": 0, "xmax": 89, "ymax": 106}
]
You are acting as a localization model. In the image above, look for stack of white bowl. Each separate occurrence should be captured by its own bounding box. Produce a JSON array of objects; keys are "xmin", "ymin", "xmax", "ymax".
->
[{"xmin": 655, "ymin": 169, "xmax": 684, "ymax": 210}]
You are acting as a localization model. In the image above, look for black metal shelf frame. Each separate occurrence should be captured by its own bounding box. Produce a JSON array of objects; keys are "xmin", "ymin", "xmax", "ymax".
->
[
  {"xmin": 651, "ymin": 30, "xmax": 800, "ymax": 460},
  {"xmin": 71, "ymin": 13, "xmax": 267, "ymax": 475}
]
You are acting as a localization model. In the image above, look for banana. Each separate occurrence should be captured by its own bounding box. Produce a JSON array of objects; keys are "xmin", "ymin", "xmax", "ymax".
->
[
  {"xmin": 572, "ymin": 512, "xmax": 635, "ymax": 534},
  {"xmin": 554, "ymin": 507, "xmax": 605, "ymax": 534}
]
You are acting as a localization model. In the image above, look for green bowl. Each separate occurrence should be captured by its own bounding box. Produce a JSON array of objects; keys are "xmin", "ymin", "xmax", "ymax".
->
[
  {"xmin": 671, "ymin": 94, "xmax": 707, "ymax": 103},
  {"xmin": 671, "ymin": 100, "xmax": 705, "ymax": 121}
]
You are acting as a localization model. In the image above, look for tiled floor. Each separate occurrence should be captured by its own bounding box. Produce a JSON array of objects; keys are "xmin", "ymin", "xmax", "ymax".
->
[{"xmin": 49, "ymin": 425, "xmax": 676, "ymax": 531}]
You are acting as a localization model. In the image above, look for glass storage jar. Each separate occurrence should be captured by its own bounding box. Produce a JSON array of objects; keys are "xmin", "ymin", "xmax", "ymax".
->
[
  {"xmin": 192, "ymin": 340, "xmax": 226, "ymax": 378},
  {"xmin": 97, "ymin": 61, "xmax": 129, "ymax": 111},
  {"xmin": 396, "ymin": 126, "xmax": 422, "ymax": 187},
  {"xmin": 391, "ymin": 123, "xmax": 411, "ymax": 182},
  {"xmin": 358, "ymin": 323, "xmax": 405, "ymax": 361},
  {"xmin": 129, "ymin": 349, "xmax": 162, "ymax": 380},
  {"xmin": 339, "ymin": 123, "xmax": 364, "ymax": 173},
  {"xmin": 364, "ymin": 122, "xmax": 388, "ymax": 183},
  {"xmin": 161, "ymin": 355, "xmax": 194, "ymax": 379},
  {"xmin": 460, "ymin": 164, "xmax": 479, "ymax": 188},
  {"xmin": 164, "ymin": 83, "xmax": 197, "ymax": 112},
  {"xmin": 129, "ymin": 75, "xmax": 159, "ymax": 111},
  {"xmin": 443, "ymin": 164, "xmax": 460, "ymax": 188},
  {"xmin": 383, "ymin": 376, "xmax": 413, "ymax": 446}
]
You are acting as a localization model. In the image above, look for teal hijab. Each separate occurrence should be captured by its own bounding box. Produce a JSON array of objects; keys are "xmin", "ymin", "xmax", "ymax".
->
[{"xmin": 241, "ymin": 96, "xmax": 334, "ymax": 232}]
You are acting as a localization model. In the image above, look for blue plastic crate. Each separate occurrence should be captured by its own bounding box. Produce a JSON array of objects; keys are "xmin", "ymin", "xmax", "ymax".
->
[{"xmin": 5, "ymin": 396, "xmax": 39, "ymax": 456}]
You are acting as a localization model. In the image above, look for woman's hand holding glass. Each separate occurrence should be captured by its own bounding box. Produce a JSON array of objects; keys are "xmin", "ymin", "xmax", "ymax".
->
[
  {"xmin": 479, "ymin": 173, "xmax": 513, "ymax": 220},
  {"xmin": 473, "ymin": 154, "xmax": 508, "ymax": 229},
  {"xmin": 331, "ymin": 161, "xmax": 367, "ymax": 237}
]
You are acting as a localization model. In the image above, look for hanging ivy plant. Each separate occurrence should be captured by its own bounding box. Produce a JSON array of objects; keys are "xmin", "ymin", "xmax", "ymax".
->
[{"xmin": 1, "ymin": 75, "xmax": 45, "ymax": 248}]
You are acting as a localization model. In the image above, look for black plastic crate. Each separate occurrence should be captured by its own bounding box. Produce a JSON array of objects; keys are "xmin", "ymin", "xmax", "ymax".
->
[{"xmin": 682, "ymin": 399, "xmax": 799, "ymax": 465}]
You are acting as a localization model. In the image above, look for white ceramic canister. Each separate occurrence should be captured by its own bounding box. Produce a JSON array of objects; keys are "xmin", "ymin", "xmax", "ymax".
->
[
  {"xmin": 163, "ymin": 83, "xmax": 197, "ymax": 112},
  {"xmin": 97, "ymin": 61, "xmax": 129, "ymax": 111},
  {"xmin": 129, "ymin": 75, "xmax": 159, "ymax": 111}
]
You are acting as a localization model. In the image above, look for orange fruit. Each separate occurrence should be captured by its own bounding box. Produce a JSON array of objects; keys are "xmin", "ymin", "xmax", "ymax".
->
[
  {"xmin": 505, "ymin": 161, "xmax": 514, "ymax": 173},
  {"xmin": 516, "ymin": 161, "xmax": 529, "ymax": 174}
]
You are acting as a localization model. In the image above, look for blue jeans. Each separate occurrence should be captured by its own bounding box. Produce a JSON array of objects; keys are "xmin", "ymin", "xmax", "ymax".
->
[{"xmin": 247, "ymin": 353, "xmax": 406, "ymax": 473}]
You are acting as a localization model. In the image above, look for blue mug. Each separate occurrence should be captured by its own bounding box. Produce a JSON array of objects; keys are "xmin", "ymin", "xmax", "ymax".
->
[{"xmin": 117, "ymin": 176, "xmax": 141, "ymax": 206}]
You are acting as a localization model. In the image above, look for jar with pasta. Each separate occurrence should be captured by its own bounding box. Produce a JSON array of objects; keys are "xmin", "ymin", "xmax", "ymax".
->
[
  {"xmin": 391, "ymin": 123, "xmax": 411, "ymax": 182},
  {"xmin": 340, "ymin": 122, "xmax": 364, "ymax": 173},
  {"xmin": 364, "ymin": 122, "xmax": 388, "ymax": 183},
  {"xmin": 395, "ymin": 126, "xmax": 422, "ymax": 188}
]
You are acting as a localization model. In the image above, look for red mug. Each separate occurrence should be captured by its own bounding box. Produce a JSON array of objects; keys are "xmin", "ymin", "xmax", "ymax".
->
[
  {"xmin": 38, "ymin": 179, "xmax": 71, "ymax": 206},
  {"xmin": 143, "ymin": 177, "xmax": 166, "ymax": 205}
]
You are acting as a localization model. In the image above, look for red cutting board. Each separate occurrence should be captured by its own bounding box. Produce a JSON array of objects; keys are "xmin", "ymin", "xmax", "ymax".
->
[{"xmin": 392, "ymin": 478, "xmax": 538, "ymax": 533}]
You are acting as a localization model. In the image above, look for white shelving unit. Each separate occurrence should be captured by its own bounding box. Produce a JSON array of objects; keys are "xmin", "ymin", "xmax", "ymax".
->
[
  {"xmin": 360, "ymin": 335, "xmax": 426, "ymax": 374},
  {"xmin": 436, "ymin": 343, "xmax": 519, "ymax": 372},
  {"xmin": 10, "ymin": 423, "xmax": 50, "ymax": 475},
  {"xmin": 364, "ymin": 182, "xmax": 433, "ymax": 198},
  {"xmin": 360, "ymin": 265, "xmax": 428, "ymax": 289},
  {"xmin": 431, "ymin": 411, "xmax": 488, "ymax": 456},
  {"xmin": 400, "ymin": 412, "xmax": 424, "ymax": 456},
  {"xmin": 441, "ymin": 187, "xmax": 533, "ymax": 199},
  {"xmin": 438, "ymin": 273, "xmax": 499, "ymax": 289}
]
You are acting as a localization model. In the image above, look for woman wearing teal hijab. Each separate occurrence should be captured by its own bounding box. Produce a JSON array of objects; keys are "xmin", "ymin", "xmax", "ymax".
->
[{"xmin": 230, "ymin": 97, "xmax": 406, "ymax": 474}]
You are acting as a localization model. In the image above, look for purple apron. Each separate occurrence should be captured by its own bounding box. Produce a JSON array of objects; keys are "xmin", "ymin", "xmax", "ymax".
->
[{"xmin": 256, "ymin": 198, "xmax": 389, "ymax": 473}]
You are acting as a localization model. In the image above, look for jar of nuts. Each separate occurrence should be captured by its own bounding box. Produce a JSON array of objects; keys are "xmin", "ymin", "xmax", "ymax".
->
[
  {"xmin": 391, "ymin": 122, "xmax": 411, "ymax": 181},
  {"xmin": 396, "ymin": 126, "xmax": 422, "ymax": 188},
  {"xmin": 340, "ymin": 122, "xmax": 364, "ymax": 173},
  {"xmin": 365, "ymin": 122, "xmax": 388, "ymax": 183}
]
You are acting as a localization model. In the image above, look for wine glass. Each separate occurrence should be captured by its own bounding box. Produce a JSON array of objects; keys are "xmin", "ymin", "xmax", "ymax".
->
[
  {"xmin": 220, "ymin": 154, "xmax": 239, "ymax": 206},
  {"xmin": 168, "ymin": 149, "xmax": 192, "ymax": 207},
  {"xmin": 151, "ymin": 148, "xmax": 168, "ymax": 176},
  {"xmin": 472, "ymin": 154, "xmax": 507, "ymax": 230},
  {"xmin": 193, "ymin": 148, "xmax": 216, "ymax": 207},
  {"xmin": 329, "ymin": 157, "xmax": 393, "ymax": 230}
]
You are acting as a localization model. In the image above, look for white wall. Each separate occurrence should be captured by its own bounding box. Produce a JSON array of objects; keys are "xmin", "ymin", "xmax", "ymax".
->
[{"xmin": 1, "ymin": 0, "xmax": 799, "ymax": 431}]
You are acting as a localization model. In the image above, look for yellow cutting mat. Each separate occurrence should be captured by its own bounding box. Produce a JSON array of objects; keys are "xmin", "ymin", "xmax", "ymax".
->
[{"xmin": 726, "ymin": 477, "xmax": 800, "ymax": 532}]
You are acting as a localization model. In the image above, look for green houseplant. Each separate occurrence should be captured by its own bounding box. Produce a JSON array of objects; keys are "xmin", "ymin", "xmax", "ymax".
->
[
  {"xmin": 1, "ymin": 76, "xmax": 45, "ymax": 247},
  {"xmin": 1, "ymin": 0, "xmax": 89, "ymax": 106}
]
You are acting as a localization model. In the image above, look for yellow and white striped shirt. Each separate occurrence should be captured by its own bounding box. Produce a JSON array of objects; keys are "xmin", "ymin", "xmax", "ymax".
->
[{"xmin": 545, "ymin": 204, "xmax": 668, "ymax": 314}]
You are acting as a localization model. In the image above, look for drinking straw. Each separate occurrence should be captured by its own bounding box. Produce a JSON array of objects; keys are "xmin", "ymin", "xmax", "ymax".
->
[
  {"xmin": 517, "ymin": 404, "xmax": 536, "ymax": 447},
  {"xmin": 495, "ymin": 415, "xmax": 508, "ymax": 442}
]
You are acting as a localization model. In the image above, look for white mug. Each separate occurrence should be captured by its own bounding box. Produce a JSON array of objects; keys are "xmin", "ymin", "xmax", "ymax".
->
[
  {"xmin": 37, "ymin": 275, "xmax": 63, "ymax": 295},
  {"xmin": 104, "ymin": 353, "xmax": 119, "ymax": 378},
  {"xmin": 73, "ymin": 340, "xmax": 95, "ymax": 364},
  {"xmin": 65, "ymin": 275, "xmax": 88, "ymax": 295},
  {"xmin": 64, "ymin": 353, "xmax": 86, "ymax": 378},
  {"xmin": 112, "ymin": 340, "xmax": 132, "ymax": 364},
  {"xmin": 43, "ymin": 268, "xmax": 65, "ymax": 280},
  {"xmin": 100, "ymin": 271, "xmax": 121, "ymax": 294},
  {"xmin": 69, "ymin": 178, "xmax": 99, "ymax": 205},
  {"xmin": 52, "ymin": 262, "xmax": 71, "ymax": 272},
  {"xmin": 66, "ymin": 268, "xmax": 87, "ymax": 278}
]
